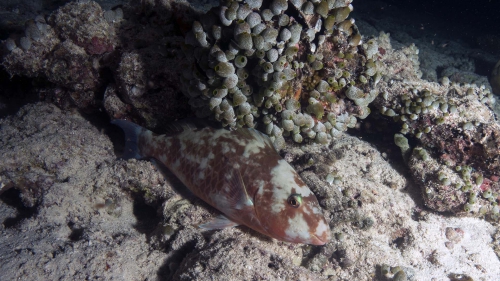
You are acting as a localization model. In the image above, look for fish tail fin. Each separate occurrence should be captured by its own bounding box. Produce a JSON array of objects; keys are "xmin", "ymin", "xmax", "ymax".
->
[{"xmin": 111, "ymin": 119, "xmax": 144, "ymax": 160}]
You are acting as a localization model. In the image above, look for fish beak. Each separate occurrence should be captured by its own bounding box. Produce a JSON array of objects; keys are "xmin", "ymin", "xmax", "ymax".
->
[{"xmin": 310, "ymin": 232, "xmax": 329, "ymax": 245}]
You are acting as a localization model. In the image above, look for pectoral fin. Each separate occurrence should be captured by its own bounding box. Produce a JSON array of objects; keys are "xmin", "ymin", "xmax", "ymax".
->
[
  {"xmin": 199, "ymin": 215, "xmax": 239, "ymax": 230},
  {"xmin": 222, "ymin": 165, "xmax": 254, "ymax": 210}
]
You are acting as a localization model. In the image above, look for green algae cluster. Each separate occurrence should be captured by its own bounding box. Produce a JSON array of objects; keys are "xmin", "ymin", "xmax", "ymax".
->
[{"xmin": 180, "ymin": 0, "xmax": 382, "ymax": 148}]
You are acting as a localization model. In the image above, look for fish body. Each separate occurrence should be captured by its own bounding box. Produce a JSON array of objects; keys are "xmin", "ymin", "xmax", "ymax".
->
[{"xmin": 113, "ymin": 120, "xmax": 330, "ymax": 245}]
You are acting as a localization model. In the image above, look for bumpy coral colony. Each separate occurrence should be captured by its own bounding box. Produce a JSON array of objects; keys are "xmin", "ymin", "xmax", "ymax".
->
[
  {"xmin": 383, "ymin": 82, "xmax": 499, "ymax": 219},
  {"xmin": 180, "ymin": 0, "xmax": 382, "ymax": 148}
]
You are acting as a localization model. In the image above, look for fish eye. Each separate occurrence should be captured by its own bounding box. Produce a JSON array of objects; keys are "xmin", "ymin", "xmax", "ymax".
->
[{"xmin": 287, "ymin": 194, "xmax": 302, "ymax": 208}]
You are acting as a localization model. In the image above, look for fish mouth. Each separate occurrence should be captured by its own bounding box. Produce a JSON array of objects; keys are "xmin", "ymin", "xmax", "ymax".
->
[{"xmin": 310, "ymin": 233, "xmax": 328, "ymax": 245}]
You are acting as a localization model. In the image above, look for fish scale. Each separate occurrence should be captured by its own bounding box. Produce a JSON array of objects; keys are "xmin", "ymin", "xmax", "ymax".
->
[{"xmin": 113, "ymin": 119, "xmax": 331, "ymax": 245}]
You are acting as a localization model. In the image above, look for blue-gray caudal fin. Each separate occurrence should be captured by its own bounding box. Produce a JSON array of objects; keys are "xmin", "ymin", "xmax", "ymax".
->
[{"xmin": 111, "ymin": 119, "xmax": 143, "ymax": 160}]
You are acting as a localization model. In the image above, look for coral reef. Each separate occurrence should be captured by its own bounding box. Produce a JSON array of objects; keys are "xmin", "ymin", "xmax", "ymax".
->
[
  {"xmin": 368, "ymin": 32, "xmax": 500, "ymax": 217},
  {"xmin": 1, "ymin": 0, "xmax": 498, "ymax": 220},
  {"xmin": 180, "ymin": 0, "xmax": 383, "ymax": 148},
  {"xmin": 1, "ymin": 0, "xmax": 500, "ymax": 279},
  {"xmin": 2, "ymin": 0, "xmax": 385, "ymax": 146}
]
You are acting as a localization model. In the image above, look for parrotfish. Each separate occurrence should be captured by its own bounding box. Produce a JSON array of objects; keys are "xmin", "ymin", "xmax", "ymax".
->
[{"xmin": 112, "ymin": 119, "xmax": 330, "ymax": 245}]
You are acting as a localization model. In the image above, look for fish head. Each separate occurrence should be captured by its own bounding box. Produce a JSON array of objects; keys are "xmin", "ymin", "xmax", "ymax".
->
[{"xmin": 254, "ymin": 160, "xmax": 331, "ymax": 245}]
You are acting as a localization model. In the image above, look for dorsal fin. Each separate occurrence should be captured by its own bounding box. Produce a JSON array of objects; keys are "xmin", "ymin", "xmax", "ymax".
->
[{"xmin": 243, "ymin": 127, "xmax": 277, "ymax": 152}]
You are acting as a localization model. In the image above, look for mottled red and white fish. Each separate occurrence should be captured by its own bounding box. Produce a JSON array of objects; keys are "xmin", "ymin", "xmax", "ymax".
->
[{"xmin": 112, "ymin": 120, "xmax": 331, "ymax": 245}]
